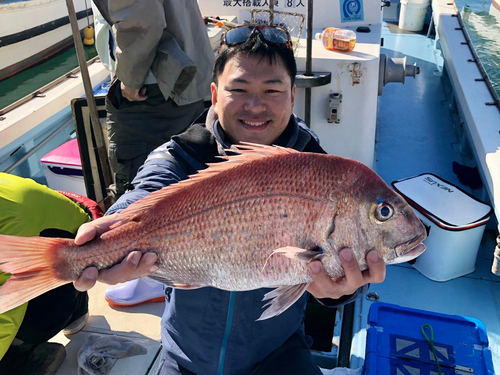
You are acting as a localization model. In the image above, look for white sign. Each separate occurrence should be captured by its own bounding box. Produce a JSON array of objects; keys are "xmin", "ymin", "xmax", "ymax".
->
[{"xmin": 198, "ymin": 0, "xmax": 307, "ymax": 19}]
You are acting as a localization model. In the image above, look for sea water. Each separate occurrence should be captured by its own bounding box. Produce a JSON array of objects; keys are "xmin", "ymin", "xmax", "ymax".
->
[
  {"xmin": 455, "ymin": 0, "xmax": 500, "ymax": 98},
  {"xmin": 0, "ymin": 45, "xmax": 97, "ymax": 110}
]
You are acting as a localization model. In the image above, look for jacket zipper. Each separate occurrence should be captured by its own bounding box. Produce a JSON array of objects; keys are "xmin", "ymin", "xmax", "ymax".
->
[{"xmin": 217, "ymin": 291, "xmax": 236, "ymax": 375}]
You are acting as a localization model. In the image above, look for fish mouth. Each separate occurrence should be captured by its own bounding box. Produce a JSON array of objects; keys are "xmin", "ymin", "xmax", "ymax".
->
[{"xmin": 389, "ymin": 232, "xmax": 427, "ymax": 264}]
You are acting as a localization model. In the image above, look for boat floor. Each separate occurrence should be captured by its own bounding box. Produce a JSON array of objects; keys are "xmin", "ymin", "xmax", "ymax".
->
[
  {"xmin": 51, "ymin": 281, "xmax": 164, "ymax": 375},
  {"xmin": 50, "ymin": 18, "xmax": 500, "ymax": 374},
  {"xmin": 351, "ymin": 18, "xmax": 500, "ymax": 372}
]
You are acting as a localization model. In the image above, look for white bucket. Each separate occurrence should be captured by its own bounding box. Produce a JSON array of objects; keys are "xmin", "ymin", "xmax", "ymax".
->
[
  {"xmin": 392, "ymin": 174, "xmax": 492, "ymax": 282},
  {"xmin": 399, "ymin": 0, "xmax": 430, "ymax": 32}
]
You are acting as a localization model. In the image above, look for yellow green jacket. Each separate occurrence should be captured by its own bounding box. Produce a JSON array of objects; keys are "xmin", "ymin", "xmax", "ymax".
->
[{"xmin": 0, "ymin": 173, "xmax": 90, "ymax": 359}]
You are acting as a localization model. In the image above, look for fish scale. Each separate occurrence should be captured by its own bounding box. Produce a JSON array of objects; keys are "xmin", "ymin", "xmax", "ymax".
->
[
  {"xmin": 147, "ymin": 194, "xmax": 317, "ymax": 290},
  {"xmin": 0, "ymin": 144, "xmax": 427, "ymax": 319}
]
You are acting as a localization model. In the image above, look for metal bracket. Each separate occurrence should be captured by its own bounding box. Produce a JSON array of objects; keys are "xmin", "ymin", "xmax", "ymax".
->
[
  {"xmin": 366, "ymin": 292, "xmax": 380, "ymax": 301},
  {"xmin": 455, "ymin": 365, "xmax": 474, "ymax": 374}
]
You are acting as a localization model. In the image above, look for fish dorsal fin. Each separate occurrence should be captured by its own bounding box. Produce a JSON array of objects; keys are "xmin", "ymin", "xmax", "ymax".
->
[{"xmin": 111, "ymin": 143, "xmax": 299, "ymax": 228}]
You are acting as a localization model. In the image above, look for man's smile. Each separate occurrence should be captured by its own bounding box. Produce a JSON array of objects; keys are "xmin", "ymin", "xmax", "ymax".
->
[
  {"xmin": 240, "ymin": 119, "xmax": 270, "ymax": 129},
  {"xmin": 242, "ymin": 120, "xmax": 268, "ymax": 126}
]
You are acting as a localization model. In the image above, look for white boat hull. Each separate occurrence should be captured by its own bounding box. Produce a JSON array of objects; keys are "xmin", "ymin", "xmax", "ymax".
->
[
  {"xmin": 0, "ymin": 0, "xmax": 93, "ymax": 80},
  {"xmin": 0, "ymin": 59, "xmax": 109, "ymax": 180}
]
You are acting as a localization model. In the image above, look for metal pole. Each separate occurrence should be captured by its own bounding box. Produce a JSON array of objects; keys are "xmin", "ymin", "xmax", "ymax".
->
[
  {"xmin": 269, "ymin": 0, "xmax": 274, "ymax": 25},
  {"xmin": 304, "ymin": 0, "xmax": 314, "ymax": 127},
  {"xmin": 337, "ymin": 301, "xmax": 355, "ymax": 367},
  {"xmin": 65, "ymin": 0, "xmax": 113, "ymax": 208},
  {"xmin": 492, "ymin": 235, "xmax": 500, "ymax": 275}
]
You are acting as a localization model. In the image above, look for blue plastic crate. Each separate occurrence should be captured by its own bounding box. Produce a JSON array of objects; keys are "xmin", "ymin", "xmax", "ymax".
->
[{"xmin": 364, "ymin": 302, "xmax": 495, "ymax": 375}]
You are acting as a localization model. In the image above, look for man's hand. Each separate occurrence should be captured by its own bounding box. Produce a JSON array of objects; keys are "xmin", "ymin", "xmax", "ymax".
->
[
  {"xmin": 73, "ymin": 214, "xmax": 158, "ymax": 292},
  {"xmin": 307, "ymin": 248, "xmax": 386, "ymax": 300},
  {"xmin": 120, "ymin": 82, "xmax": 148, "ymax": 102}
]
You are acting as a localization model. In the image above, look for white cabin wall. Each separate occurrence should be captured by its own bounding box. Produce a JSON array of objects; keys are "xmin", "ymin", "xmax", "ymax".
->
[{"xmin": 199, "ymin": 0, "xmax": 384, "ymax": 169}]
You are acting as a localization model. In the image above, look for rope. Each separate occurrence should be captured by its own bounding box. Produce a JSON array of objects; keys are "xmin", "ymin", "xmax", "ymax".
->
[
  {"xmin": 421, "ymin": 324, "xmax": 443, "ymax": 375},
  {"xmin": 84, "ymin": 0, "xmax": 90, "ymax": 26}
]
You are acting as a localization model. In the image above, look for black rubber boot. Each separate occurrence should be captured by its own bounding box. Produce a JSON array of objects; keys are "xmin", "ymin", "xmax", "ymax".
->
[
  {"xmin": 22, "ymin": 342, "xmax": 66, "ymax": 375},
  {"xmin": 0, "ymin": 342, "xmax": 33, "ymax": 375},
  {"xmin": 0, "ymin": 342, "xmax": 66, "ymax": 375}
]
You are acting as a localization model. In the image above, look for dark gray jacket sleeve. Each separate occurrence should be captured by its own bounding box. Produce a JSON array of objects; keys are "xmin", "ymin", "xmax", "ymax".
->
[{"xmin": 108, "ymin": 0, "xmax": 165, "ymax": 89}]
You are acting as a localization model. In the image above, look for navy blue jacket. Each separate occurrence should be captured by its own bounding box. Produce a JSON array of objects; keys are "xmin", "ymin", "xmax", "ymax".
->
[{"xmin": 107, "ymin": 109, "xmax": 368, "ymax": 374}]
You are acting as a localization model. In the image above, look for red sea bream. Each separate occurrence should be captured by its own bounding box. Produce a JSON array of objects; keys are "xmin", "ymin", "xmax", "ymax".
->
[{"xmin": 0, "ymin": 144, "xmax": 426, "ymax": 319}]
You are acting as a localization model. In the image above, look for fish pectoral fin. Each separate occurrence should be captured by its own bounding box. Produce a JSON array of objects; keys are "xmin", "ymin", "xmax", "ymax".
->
[
  {"xmin": 148, "ymin": 275, "xmax": 202, "ymax": 290},
  {"xmin": 148, "ymin": 274, "xmax": 203, "ymax": 290},
  {"xmin": 271, "ymin": 246, "xmax": 325, "ymax": 263},
  {"xmin": 173, "ymin": 283, "xmax": 201, "ymax": 290},
  {"xmin": 257, "ymin": 283, "xmax": 310, "ymax": 321},
  {"xmin": 169, "ymin": 282, "xmax": 202, "ymax": 290}
]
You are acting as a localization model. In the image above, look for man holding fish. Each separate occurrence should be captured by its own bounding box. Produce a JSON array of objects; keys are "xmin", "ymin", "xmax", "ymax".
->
[
  {"xmin": 73, "ymin": 27, "xmax": 390, "ymax": 374},
  {"xmin": 0, "ymin": 23, "xmax": 426, "ymax": 374}
]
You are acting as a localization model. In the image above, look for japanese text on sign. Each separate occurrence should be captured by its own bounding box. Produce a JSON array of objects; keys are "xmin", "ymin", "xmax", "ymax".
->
[{"xmin": 221, "ymin": 0, "xmax": 305, "ymax": 8}]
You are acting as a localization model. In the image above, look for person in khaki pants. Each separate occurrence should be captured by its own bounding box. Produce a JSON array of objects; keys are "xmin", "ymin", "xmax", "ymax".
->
[{"xmin": 92, "ymin": 0, "xmax": 215, "ymax": 199}]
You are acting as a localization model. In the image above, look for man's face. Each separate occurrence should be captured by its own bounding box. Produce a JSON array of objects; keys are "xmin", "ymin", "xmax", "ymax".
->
[{"xmin": 211, "ymin": 53, "xmax": 296, "ymax": 145}]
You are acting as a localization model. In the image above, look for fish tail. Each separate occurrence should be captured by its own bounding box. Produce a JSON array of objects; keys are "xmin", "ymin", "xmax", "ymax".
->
[{"xmin": 0, "ymin": 234, "xmax": 71, "ymax": 314}]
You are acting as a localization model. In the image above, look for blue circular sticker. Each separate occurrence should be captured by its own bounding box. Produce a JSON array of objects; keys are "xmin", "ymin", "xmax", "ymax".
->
[{"xmin": 343, "ymin": 0, "xmax": 361, "ymax": 16}]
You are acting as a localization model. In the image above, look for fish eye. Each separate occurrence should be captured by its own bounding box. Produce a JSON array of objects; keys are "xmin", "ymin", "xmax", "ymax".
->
[{"xmin": 375, "ymin": 203, "xmax": 394, "ymax": 222}]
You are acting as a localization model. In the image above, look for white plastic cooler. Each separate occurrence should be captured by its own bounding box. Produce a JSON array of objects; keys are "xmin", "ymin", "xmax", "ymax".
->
[{"xmin": 392, "ymin": 173, "xmax": 492, "ymax": 281}]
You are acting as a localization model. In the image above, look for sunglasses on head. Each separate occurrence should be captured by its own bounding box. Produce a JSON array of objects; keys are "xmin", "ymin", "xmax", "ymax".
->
[{"xmin": 219, "ymin": 25, "xmax": 293, "ymax": 52}]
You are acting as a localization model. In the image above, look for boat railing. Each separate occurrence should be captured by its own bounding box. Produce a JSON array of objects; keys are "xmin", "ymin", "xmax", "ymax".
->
[
  {"xmin": 451, "ymin": 3, "xmax": 500, "ymax": 276},
  {"xmin": 434, "ymin": 0, "xmax": 500, "ymax": 276},
  {"xmin": 451, "ymin": 2, "xmax": 500, "ymax": 113},
  {"xmin": 4, "ymin": 117, "xmax": 74, "ymax": 174}
]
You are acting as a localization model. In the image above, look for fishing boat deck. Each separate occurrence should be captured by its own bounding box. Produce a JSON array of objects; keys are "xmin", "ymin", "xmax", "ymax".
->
[
  {"xmin": 51, "ymin": 282, "xmax": 164, "ymax": 375},
  {"xmin": 351, "ymin": 12, "xmax": 500, "ymax": 373},
  {"xmin": 48, "ymin": 11, "xmax": 500, "ymax": 375}
]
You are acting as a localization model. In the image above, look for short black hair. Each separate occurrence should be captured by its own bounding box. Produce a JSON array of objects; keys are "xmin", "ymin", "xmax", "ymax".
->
[{"xmin": 213, "ymin": 33, "xmax": 297, "ymax": 88}]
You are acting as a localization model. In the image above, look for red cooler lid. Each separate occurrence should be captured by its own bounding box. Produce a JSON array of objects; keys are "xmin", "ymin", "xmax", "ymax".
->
[{"xmin": 40, "ymin": 139, "xmax": 82, "ymax": 167}]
